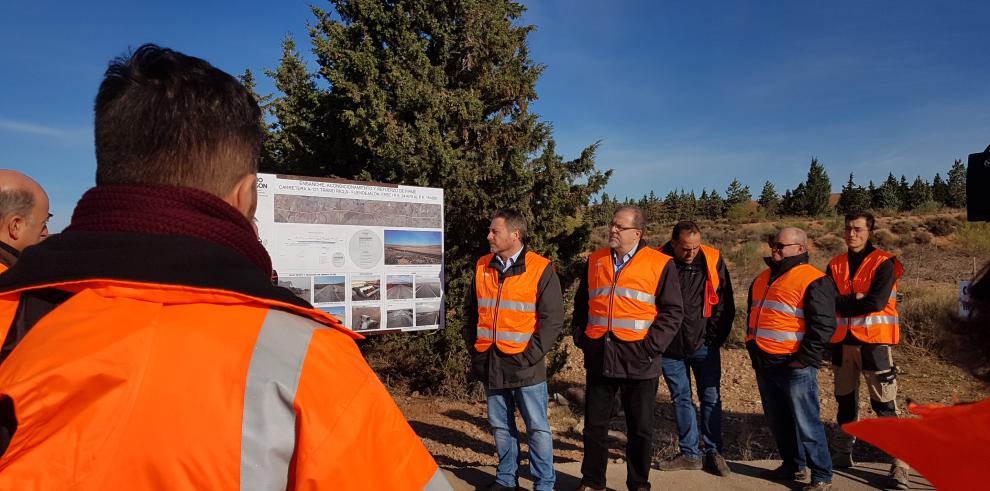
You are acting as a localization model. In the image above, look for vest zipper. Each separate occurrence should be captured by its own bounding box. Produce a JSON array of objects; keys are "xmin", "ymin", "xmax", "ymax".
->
[
  {"xmin": 493, "ymin": 270, "xmax": 505, "ymax": 348},
  {"xmin": 607, "ymin": 253, "xmax": 627, "ymax": 342}
]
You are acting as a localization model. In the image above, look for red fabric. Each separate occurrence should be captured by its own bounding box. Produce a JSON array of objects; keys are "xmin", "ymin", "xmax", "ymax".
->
[
  {"xmin": 66, "ymin": 185, "xmax": 271, "ymax": 274},
  {"xmin": 844, "ymin": 397, "xmax": 990, "ymax": 490}
]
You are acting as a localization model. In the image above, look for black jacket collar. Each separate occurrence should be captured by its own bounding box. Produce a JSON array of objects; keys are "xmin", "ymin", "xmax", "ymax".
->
[
  {"xmin": 765, "ymin": 252, "xmax": 811, "ymax": 282},
  {"xmin": 0, "ymin": 231, "xmax": 309, "ymax": 308},
  {"xmin": 488, "ymin": 245, "xmax": 529, "ymax": 278}
]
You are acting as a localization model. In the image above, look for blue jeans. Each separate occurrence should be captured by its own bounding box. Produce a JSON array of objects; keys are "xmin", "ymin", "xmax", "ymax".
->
[
  {"xmin": 661, "ymin": 344, "xmax": 723, "ymax": 458},
  {"xmin": 487, "ymin": 381, "xmax": 555, "ymax": 490},
  {"xmin": 755, "ymin": 365, "xmax": 833, "ymax": 483}
]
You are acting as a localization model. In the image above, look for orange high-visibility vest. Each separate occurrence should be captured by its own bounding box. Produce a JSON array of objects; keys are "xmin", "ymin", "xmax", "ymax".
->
[
  {"xmin": 747, "ymin": 263, "xmax": 826, "ymax": 354},
  {"xmin": 828, "ymin": 249, "xmax": 903, "ymax": 344},
  {"xmin": 586, "ymin": 246, "xmax": 671, "ymax": 342},
  {"xmin": 844, "ymin": 398, "xmax": 990, "ymax": 491},
  {"xmin": 699, "ymin": 244, "xmax": 721, "ymax": 318},
  {"xmin": 475, "ymin": 251, "xmax": 551, "ymax": 354},
  {"xmin": 0, "ymin": 279, "xmax": 446, "ymax": 490}
]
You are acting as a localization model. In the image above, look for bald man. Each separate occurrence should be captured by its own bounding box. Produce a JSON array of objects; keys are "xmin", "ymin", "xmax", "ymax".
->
[
  {"xmin": 0, "ymin": 170, "xmax": 50, "ymax": 272},
  {"xmin": 746, "ymin": 227, "xmax": 837, "ymax": 491}
]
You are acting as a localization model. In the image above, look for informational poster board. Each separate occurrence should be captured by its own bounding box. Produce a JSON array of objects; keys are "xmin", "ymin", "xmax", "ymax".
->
[{"xmin": 256, "ymin": 174, "xmax": 444, "ymax": 333}]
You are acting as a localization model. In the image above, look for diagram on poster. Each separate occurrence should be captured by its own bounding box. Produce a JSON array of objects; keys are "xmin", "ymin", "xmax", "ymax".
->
[{"xmin": 256, "ymin": 173, "xmax": 444, "ymax": 333}]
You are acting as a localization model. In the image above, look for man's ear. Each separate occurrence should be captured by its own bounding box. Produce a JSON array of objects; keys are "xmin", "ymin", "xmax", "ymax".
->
[
  {"xmin": 6, "ymin": 216, "xmax": 23, "ymax": 242},
  {"xmin": 223, "ymin": 173, "xmax": 259, "ymax": 219}
]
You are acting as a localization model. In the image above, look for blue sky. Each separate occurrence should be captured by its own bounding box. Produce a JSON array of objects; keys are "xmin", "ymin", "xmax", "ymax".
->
[
  {"xmin": 3, "ymin": 1, "xmax": 988, "ymax": 232},
  {"xmin": 385, "ymin": 230, "xmax": 442, "ymax": 247}
]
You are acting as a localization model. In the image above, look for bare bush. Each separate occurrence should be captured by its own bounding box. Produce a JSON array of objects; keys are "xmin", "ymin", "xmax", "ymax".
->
[
  {"xmin": 872, "ymin": 229, "xmax": 899, "ymax": 249},
  {"xmin": 814, "ymin": 233, "xmax": 846, "ymax": 256},
  {"xmin": 890, "ymin": 220, "xmax": 914, "ymax": 235},
  {"xmin": 923, "ymin": 216, "xmax": 959, "ymax": 237},
  {"xmin": 898, "ymin": 285, "xmax": 956, "ymax": 354},
  {"xmin": 913, "ymin": 230, "xmax": 934, "ymax": 244}
]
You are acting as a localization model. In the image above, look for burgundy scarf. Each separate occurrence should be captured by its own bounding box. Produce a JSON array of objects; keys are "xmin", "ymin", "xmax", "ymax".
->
[{"xmin": 66, "ymin": 185, "xmax": 272, "ymax": 274}]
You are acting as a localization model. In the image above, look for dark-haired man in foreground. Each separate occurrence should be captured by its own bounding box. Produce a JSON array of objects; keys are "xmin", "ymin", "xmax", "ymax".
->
[{"xmin": 0, "ymin": 44, "xmax": 450, "ymax": 490}]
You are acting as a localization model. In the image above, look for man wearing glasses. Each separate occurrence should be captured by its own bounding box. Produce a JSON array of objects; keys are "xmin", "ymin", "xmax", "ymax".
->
[
  {"xmin": 747, "ymin": 227, "xmax": 836, "ymax": 491},
  {"xmin": 572, "ymin": 206, "xmax": 684, "ymax": 491},
  {"xmin": 827, "ymin": 211, "xmax": 909, "ymax": 490},
  {"xmin": 0, "ymin": 170, "xmax": 50, "ymax": 273}
]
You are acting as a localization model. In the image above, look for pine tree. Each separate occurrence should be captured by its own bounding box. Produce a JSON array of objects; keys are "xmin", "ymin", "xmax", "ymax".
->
[
  {"xmin": 897, "ymin": 175, "xmax": 912, "ymax": 211},
  {"xmin": 263, "ymin": 0, "xmax": 611, "ymax": 392},
  {"xmin": 664, "ymin": 190, "xmax": 682, "ymax": 221},
  {"xmin": 931, "ymin": 173, "xmax": 949, "ymax": 205},
  {"xmin": 836, "ymin": 173, "xmax": 871, "ymax": 214},
  {"xmin": 873, "ymin": 173, "xmax": 901, "ymax": 211},
  {"xmin": 946, "ymin": 159, "xmax": 967, "ymax": 208},
  {"xmin": 907, "ymin": 175, "xmax": 933, "ymax": 210},
  {"xmin": 705, "ymin": 189, "xmax": 726, "ymax": 219},
  {"xmin": 683, "ymin": 190, "xmax": 698, "ymax": 220},
  {"xmin": 803, "ymin": 158, "xmax": 832, "ymax": 216},
  {"xmin": 724, "ymin": 178, "xmax": 752, "ymax": 208}
]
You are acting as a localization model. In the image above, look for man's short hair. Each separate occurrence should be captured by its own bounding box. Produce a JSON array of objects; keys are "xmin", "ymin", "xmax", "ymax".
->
[
  {"xmin": 613, "ymin": 205, "xmax": 646, "ymax": 230},
  {"xmin": 493, "ymin": 208, "xmax": 527, "ymax": 241},
  {"xmin": 671, "ymin": 220, "xmax": 701, "ymax": 241},
  {"xmin": 94, "ymin": 44, "xmax": 263, "ymax": 196},
  {"xmin": 844, "ymin": 211, "xmax": 876, "ymax": 232},
  {"xmin": 0, "ymin": 188, "xmax": 35, "ymax": 222}
]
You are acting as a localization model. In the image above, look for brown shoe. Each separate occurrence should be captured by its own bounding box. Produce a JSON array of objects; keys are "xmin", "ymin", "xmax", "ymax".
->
[
  {"xmin": 705, "ymin": 453, "xmax": 732, "ymax": 477},
  {"xmin": 574, "ymin": 485, "xmax": 605, "ymax": 491},
  {"xmin": 801, "ymin": 481, "xmax": 833, "ymax": 491},
  {"xmin": 760, "ymin": 464, "xmax": 810, "ymax": 482},
  {"xmin": 656, "ymin": 453, "xmax": 703, "ymax": 471},
  {"xmin": 884, "ymin": 465, "xmax": 910, "ymax": 490}
]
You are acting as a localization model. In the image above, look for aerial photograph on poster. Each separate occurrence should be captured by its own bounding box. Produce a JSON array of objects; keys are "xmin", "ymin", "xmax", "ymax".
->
[
  {"xmin": 313, "ymin": 275, "xmax": 346, "ymax": 303},
  {"xmin": 386, "ymin": 307, "xmax": 414, "ymax": 329},
  {"xmin": 319, "ymin": 305, "xmax": 346, "ymax": 322},
  {"xmin": 278, "ymin": 276, "xmax": 312, "ymax": 303},
  {"xmin": 386, "ymin": 274, "xmax": 414, "ymax": 299},
  {"xmin": 384, "ymin": 230, "xmax": 442, "ymax": 265},
  {"xmin": 274, "ymin": 195, "xmax": 441, "ymax": 228},
  {"xmin": 415, "ymin": 273, "xmax": 442, "ymax": 298},
  {"xmin": 352, "ymin": 306, "xmax": 381, "ymax": 331},
  {"xmin": 351, "ymin": 275, "xmax": 382, "ymax": 301},
  {"xmin": 415, "ymin": 302, "xmax": 441, "ymax": 327}
]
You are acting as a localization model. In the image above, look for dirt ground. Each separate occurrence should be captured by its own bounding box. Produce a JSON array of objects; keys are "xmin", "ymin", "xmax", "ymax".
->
[{"xmin": 395, "ymin": 340, "xmax": 988, "ymax": 470}]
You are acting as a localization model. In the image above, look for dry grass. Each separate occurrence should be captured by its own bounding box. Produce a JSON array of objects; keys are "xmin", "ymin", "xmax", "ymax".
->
[
  {"xmin": 957, "ymin": 221, "xmax": 990, "ymax": 255},
  {"xmin": 897, "ymin": 283, "xmax": 957, "ymax": 354}
]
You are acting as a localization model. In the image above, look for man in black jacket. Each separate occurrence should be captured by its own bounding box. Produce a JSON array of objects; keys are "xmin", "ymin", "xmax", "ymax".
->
[
  {"xmin": 463, "ymin": 209, "xmax": 564, "ymax": 491},
  {"xmin": 572, "ymin": 206, "xmax": 684, "ymax": 491},
  {"xmin": 747, "ymin": 227, "xmax": 837, "ymax": 491},
  {"xmin": 655, "ymin": 221, "xmax": 735, "ymax": 476}
]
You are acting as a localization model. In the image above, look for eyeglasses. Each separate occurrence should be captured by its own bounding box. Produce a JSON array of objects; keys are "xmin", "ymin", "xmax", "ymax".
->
[
  {"xmin": 844, "ymin": 226, "xmax": 869, "ymax": 234},
  {"xmin": 609, "ymin": 222, "xmax": 640, "ymax": 232},
  {"xmin": 769, "ymin": 242, "xmax": 800, "ymax": 251}
]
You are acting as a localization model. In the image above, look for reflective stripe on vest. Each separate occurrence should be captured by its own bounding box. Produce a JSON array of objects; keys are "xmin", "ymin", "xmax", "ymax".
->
[
  {"xmin": 585, "ymin": 247, "xmax": 670, "ymax": 342},
  {"xmin": 241, "ymin": 308, "xmax": 316, "ymax": 490},
  {"xmin": 751, "ymin": 299, "xmax": 805, "ymax": 318},
  {"xmin": 828, "ymin": 250, "xmax": 902, "ymax": 344},
  {"xmin": 746, "ymin": 263, "xmax": 825, "ymax": 355},
  {"xmin": 474, "ymin": 251, "xmax": 551, "ymax": 354}
]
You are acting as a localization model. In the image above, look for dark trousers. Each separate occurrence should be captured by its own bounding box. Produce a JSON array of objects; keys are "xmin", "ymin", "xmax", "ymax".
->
[{"xmin": 581, "ymin": 375, "xmax": 659, "ymax": 490}]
